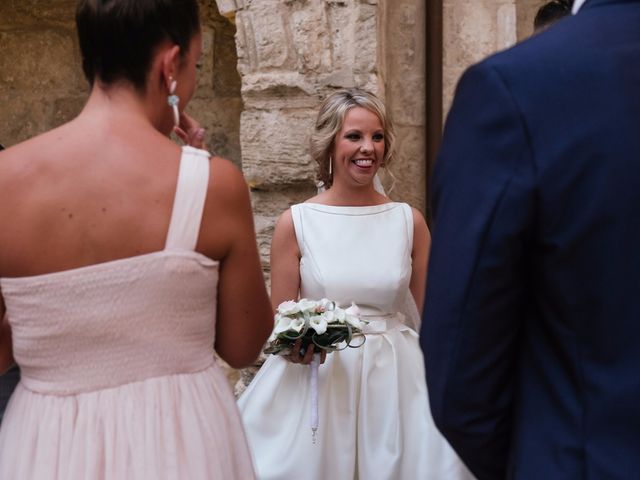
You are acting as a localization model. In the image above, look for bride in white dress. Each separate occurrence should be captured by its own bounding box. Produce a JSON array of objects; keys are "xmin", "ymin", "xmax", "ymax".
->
[{"xmin": 238, "ymin": 89, "xmax": 474, "ymax": 479}]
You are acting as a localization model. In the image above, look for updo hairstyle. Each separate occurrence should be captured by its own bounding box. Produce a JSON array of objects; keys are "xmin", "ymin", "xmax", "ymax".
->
[{"xmin": 75, "ymin": 0, "xmax": 200, "ymax": 92}]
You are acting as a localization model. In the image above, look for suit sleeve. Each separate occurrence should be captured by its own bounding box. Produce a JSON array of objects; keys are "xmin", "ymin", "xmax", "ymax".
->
[{"xmin": 422, "ymin": 61, "xmax": 536, "ymax": 479}]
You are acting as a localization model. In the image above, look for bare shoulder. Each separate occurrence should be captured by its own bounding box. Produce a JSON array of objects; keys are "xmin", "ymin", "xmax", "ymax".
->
[
  {"xmin": 273, "ymin": 208, "xmax": 296, "ymax": 242},
  {"xmin": 271, "ymin": 208, "xmax": 300, "ymax": 256},
  {"xmin": 410, "ymin": 206, "xmax": 429, "ymax": 233},
  {"xmin": 208, "ymin": 156, "xmax": 248, "ymax": 204}
]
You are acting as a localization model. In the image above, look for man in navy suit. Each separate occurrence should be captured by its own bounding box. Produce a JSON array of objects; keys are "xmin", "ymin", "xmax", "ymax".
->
[{"xmin": 422, "ymin": 1, "xmax": 640, "ymax": 478}]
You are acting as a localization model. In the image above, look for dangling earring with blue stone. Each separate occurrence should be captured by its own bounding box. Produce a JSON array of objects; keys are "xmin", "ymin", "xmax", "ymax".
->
[{"xmin": 167, "ymin": 78, "xmax": 180, "ymax": 128}]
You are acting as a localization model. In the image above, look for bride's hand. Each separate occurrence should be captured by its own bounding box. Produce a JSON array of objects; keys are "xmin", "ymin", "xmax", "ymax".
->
[
  {"xmin": 287, "ymin": 339, "xmax": 327, "ymax": 365},
  {"xmin": 173, "ymin": 112, "xmax": 206, "ymax": 149}
]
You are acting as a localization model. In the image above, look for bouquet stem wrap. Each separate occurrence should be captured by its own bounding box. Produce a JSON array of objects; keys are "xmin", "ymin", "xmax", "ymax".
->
[{"xmin": 310, "ymin": 354, "xmax": 320, "ymax": 442}]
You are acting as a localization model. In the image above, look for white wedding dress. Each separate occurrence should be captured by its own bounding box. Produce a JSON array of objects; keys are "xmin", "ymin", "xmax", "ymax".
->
[{"xmin": 238, "ymin": 202, "xmax": 473, "ymax": 479}]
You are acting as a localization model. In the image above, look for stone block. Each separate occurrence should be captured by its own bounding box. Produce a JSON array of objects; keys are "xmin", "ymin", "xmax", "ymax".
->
[
  {"xmin": 0, "ymin": 29, "xmax": 84, "ymax": 95},
  {"xmin": 214, "ymin": 0, "xmax": 242, "ymax": 18},
  {"xmin": 0, "ymin": 95, "xmax": 50, "ymax": 145},
  {"xmin": 241, "ymin": 72, "xmax": 318, "ymax": 109},
  {"xmin": 241, "ymin": 108, "xmax": 317, "ymax": 188},
  {"xmin": 354, "ymin": 3, "xmax": 378, "ymax": 74},
  {"xmin": 0, "ymin": 0, "xmax": 76, "ymax": 29},
  {"xmin": 290, "ymin": 3, "xmax": 332, "ymax": 74},
  {"xmin": 50, "ymin": 96, "xmax": 87, "ymax": 129},
  {"xmin": 236, "ymin": 1, "xmax": 292, "ymax": 73}
]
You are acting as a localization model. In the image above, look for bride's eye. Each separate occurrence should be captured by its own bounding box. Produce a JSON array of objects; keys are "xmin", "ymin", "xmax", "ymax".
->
[
  {"xmin": 346, "ymin": 133, "xmax": 361, "ymax": 141},
  {"xmin": 373, "ymin": 133, "xmax": 384, "ymax": 142}
]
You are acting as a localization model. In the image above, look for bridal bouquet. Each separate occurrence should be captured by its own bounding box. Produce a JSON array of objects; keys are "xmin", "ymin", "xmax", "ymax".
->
[
  {"xmin": 264, "ymin": 298, "xmax": 366, "ymax": 356},
  {"xmin": 264, "ymin": 298, "xmax": 366, "ymax": 442}
]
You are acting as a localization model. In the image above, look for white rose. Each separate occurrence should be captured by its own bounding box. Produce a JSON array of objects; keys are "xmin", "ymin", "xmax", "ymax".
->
[
  {"xmin": 309, "ymin": 314, "xmax": 328, "ymax": 335},
  {"xmin": 277, "ymin": 300, "xmax": 300, "ymax": 316}
]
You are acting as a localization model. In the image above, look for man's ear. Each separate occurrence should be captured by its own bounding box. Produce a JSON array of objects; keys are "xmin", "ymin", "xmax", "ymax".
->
[{"xmin": 160, "ymin": 44, "xmax": 181, "ymax": 91}]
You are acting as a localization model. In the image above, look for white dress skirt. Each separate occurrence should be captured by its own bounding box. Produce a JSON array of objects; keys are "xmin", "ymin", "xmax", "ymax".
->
[{"xmin": 238, "ymin": 202, "xmax": 473, "ymax": 480}]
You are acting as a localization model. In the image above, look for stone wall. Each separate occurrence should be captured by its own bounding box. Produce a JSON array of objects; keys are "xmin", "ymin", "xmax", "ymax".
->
[
  {"xmin": 0, "ymin": 0, "xmax": 243, "ymax": 166},
  {"xmin": 442, "ymin": 0, "xmax": 547, "ymax": 117}
]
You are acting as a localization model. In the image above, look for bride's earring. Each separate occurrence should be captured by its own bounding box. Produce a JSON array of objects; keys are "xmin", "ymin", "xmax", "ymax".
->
[
  {"xmin": 329, "ymin": 156, "xmax": 333, "ymax": 176},
  {"xmin": 167, "ymin": 78, "xmax": 180, "ymax": 128}
]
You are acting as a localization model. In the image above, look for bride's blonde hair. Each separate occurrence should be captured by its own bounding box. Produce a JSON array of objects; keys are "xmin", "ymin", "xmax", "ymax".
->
[{"xmin": 310, "ymin": 88, "xmax": 396, "ymax": 189}]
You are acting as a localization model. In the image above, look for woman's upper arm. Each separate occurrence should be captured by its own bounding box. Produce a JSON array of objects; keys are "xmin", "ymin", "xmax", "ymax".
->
[
  {"xmin": 410, "ymin": 208, "xmax": 431, "ymax": 315},
  {"xmin": 0, "ymin": 295, "xmax": 14, "ymax": 374},
  {"xmin": 269, "ymin": 209, "xmax": 301, "ymax": 309},
  {"xmin": 205, "ymin": 159, "xmax": 273, "ymax": 368}
]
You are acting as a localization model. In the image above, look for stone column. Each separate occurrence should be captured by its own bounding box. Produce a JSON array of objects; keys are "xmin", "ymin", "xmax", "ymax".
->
[{"xmin": 442, "ymin": 0, "xmax": 518, "ymax": 116}]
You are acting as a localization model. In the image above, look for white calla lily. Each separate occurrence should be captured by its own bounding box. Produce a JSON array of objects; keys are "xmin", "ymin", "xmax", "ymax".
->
[
  {"xmin": 345, "ymin": 302, "xmax": 363, "ymax": 329},
  {"xmin": 273, "ymin": 314, "xmax": 293, "ymax": 334},
  {"xmin": 309, "ymin": 314, "xmax": 328, "ymax": 335},
  {"xmin": 323, "ymin": 310, "xmax": 336, "ymax": 323},
  {"xmin": 333, "ymin": 308, "xmax": 347, "ymax": 323},
  {"xmin": 290, "ymin": 317, "xmax": 305, "ymax": 333},
  {"xmin": 277, "ymin": 300, "xmax": 300, "ymax": 316},
  {"xmin": 297, "ymin": 298, "xmax": 318, "ymax": 313}
]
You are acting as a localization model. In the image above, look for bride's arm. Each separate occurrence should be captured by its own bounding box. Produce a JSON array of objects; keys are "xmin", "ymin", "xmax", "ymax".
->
[
  {"xmin": 270, "ymin": 209, "xmax": 301, "ymax": 309},
  {"xmin": 410, "ymin": 208, "xmax": 431, "ymax": 315},
  {"xmin": 270, "ymin": 210, "xmax": 324, "ymax": 365}
]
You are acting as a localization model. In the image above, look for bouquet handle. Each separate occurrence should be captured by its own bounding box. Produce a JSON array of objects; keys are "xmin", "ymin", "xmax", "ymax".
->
[{"xmin": 310, "ymin": 354, "xmax": 320, "ymax": 443}]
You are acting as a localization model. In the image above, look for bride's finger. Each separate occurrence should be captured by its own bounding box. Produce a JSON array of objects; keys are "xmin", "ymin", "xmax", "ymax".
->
[
  {"xmin": 301, "ymin": 344, "xmax": 315, "ymax": 365},
  {"xmin": 288, "ymin": 339, "xmax": 303, "ymax": 363}
]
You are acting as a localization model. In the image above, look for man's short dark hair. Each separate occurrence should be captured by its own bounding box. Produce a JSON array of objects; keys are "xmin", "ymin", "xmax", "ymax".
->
[
  {"xmin": 534, "ymin": 0, "xmax": 572, "ymax": 31},
  {"xmin": 75, "ymin": 0, "xmax": 200, "ymax": 92}
]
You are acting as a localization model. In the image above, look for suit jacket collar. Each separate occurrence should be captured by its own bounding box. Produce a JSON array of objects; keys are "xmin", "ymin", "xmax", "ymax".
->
[{"xmin": 579, "ymin": 0, "xmax": 640, "ymax": 10}]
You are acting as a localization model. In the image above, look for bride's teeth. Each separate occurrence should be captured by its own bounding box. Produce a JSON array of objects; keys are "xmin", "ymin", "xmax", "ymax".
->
[{"xmin": 354, "ymin": 159, "xmax": 373, "ymax": 167}]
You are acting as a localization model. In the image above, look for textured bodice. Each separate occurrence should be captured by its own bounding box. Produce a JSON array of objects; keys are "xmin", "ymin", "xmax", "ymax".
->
[
  {"xmin": 0, "ymin": 147, "xmax": 218, "ymax": 395},
  {"xmin": 291, "ymin": 202, "xmax": 414, "ymax": 316}
]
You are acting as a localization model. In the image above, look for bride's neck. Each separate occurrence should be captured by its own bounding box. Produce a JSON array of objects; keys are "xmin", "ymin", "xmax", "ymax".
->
[{"xmin": 326, "ymin": 182, "xmax": 385, "ymax": 206}]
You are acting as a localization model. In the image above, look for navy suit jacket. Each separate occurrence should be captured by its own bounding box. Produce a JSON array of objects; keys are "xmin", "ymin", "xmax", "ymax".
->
[{"xmin": 422, "ymin": 1, "xmax": 640, "ymax": 479}]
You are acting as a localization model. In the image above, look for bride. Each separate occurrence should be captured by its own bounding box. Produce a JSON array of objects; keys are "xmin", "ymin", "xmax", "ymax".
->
[{"xmin": 238, "ymin": 88, "xmax": 474, "ymax": 479}]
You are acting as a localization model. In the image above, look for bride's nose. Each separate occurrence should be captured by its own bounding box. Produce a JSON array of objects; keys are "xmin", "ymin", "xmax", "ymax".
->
[{"xmin": 360, "ymin": 142, "xmax": 373, "ymax": 154}]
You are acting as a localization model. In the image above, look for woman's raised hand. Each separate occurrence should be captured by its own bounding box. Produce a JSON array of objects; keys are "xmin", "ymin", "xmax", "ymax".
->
[{"xmin": 174, "ymin": 112, "xmax": 206, "ymax": 149}]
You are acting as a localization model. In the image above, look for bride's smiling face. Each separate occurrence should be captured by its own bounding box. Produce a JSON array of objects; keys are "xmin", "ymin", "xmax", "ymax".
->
[{"xmin": 332, "ymin": 107, "xmax": 385, "ymax": 188}]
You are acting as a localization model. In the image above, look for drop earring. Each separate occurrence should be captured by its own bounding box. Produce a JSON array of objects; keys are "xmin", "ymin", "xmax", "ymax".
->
[
  {"xmin": 167, "ymin": 78, "xmax": 180, "ymax": 128},
  {"xmin": 329, "ymin": 156, "xmax": 333, "ymax": 176}
]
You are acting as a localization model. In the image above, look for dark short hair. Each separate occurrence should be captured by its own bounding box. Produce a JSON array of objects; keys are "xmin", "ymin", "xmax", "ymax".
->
[
  {"xmin": 534, "ymin": 0, "xmax": 572, "ymax": 30},
  {"xmin": 76, "ymin": 0, "xmax": 200, "ymax": 92}
]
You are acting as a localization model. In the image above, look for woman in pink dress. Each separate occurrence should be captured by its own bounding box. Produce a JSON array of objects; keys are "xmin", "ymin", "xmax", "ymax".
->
[{"xmin": 0, "ymin": 1, "xmax": 272, "ymax": 478}]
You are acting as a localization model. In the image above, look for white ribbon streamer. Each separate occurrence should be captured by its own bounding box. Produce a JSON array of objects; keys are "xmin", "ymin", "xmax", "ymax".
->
[{"xmin": 310, "ymin": 354, "xmax": 320, "ymax": 443}]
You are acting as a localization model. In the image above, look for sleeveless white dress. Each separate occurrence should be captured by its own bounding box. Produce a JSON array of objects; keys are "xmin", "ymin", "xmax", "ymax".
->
[
  {"xmin": 0, "ymin": 147, "xmax": 256, "ymax": 479},
  {"xmin": 238, "ymin": 202, "xmax": 473, "ymax": 479}
]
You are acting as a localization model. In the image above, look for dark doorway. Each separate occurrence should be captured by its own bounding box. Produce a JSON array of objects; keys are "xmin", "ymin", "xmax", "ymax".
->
[{"xmin": 426, "ymin": 0, "xmax": 443, "ymax": 221}]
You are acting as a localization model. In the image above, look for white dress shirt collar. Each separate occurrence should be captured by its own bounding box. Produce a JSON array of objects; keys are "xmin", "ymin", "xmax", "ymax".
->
[{"xmin": 572, "ymin": 0, "xmax": 588, "ymax": 14}]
